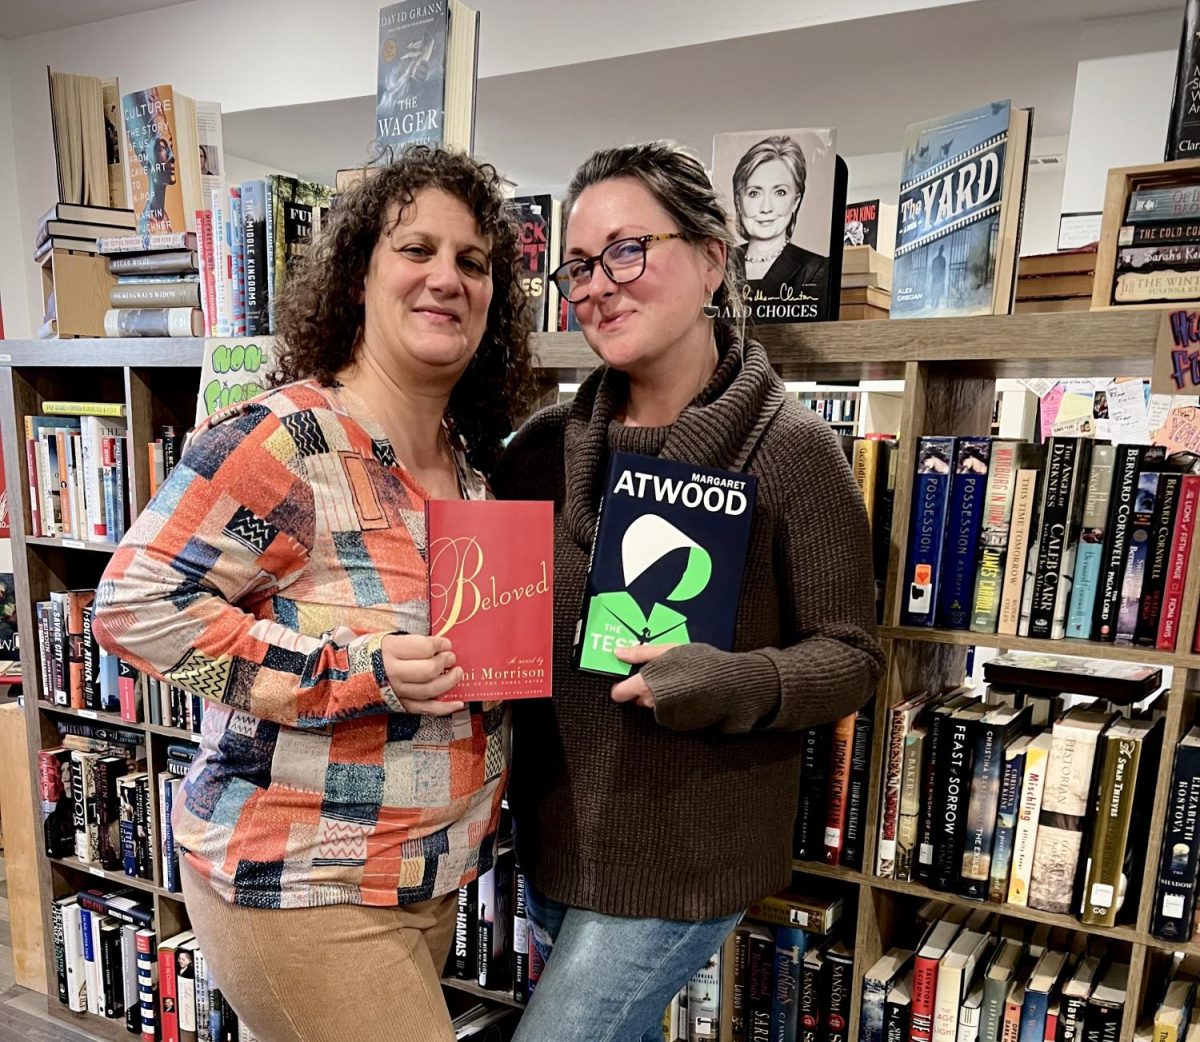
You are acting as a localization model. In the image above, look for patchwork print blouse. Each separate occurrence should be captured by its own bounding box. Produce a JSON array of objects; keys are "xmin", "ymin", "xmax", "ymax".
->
[{"xmin": 92, "ymin": 380, "xmax": 507, "ymax": 909}]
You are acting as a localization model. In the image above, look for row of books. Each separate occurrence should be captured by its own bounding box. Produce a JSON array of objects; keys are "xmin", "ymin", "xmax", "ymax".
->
[
  {"xmin": 661, "ymin": 888, "xmax": 846, "ymax": 1042},
  {"xmin": 25, "ymin": 403, "xmax": 128, "ymax": 542},
  {"xmin": 874, "ymin": 669, "xmax": 1164, "ymax": 926},
  {"xmin": 848, "ymin": 436, "xmax": 898, "ymax": 624},
  {"xmin": 1111, "ymin": 182, "xmax": 1200, "ymax": 305},
  {"xmin": 858, "ymin": 909, "xmax": 1131, "ymax": 1042},
  {"xmin": 450, "ymin": 853, "xmax": 536, "ymax": 1002},
  {"xmin": 51, "ymin": 886, "xmax": 257, "ymax": 1042},
  {"xmin": 800, "ymin": 395, "xmax": 860, "ymax": 424},
  {"xmin": 901, "ymin": 437, "xmax": 1200, "ymax": 652},
  {"xmin": 36, "ymin": 589, "xmax": 134, "ymax": 713}
]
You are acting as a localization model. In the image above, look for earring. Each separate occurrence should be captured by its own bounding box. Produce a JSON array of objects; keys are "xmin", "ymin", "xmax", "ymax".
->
[{"xmin": 702, "ymin": 294, "xmax": 719, "ymax": 319}]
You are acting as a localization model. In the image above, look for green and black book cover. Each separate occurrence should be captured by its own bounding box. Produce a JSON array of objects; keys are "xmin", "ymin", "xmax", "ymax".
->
[{"xmin": 573, "ymin": 451, "xmax": 757, "ymax": 677}]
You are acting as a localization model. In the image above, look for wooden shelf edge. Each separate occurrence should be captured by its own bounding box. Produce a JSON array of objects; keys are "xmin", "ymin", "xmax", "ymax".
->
[
  {"xmin": 37, "ymin": 700, "xmax": 140, "ymax": 730},
  {"xmin": 440, "ymin": 976, "xmax": 526, "ymax": 1010},
  {"xmin": 793, "ymin": 861, "xmax": 1144, "ymax": 945},
  {"xmin": 881, "ymin": 625, "xmax": 1192, "ymax": 668},
  {"xmin": 24, "ymin": 534, "xmax": 117, "ymax": 553},
  {"xmin": 43, "ymin": 998, "xmax": 133, "ymax": 1042},
  {"xmin": 48, "ymin": 854, "xmax": 169, "ymax": 898},
  {"xmin": 143, "ymin": 721, "xmax": 201, "ymax": 741}
]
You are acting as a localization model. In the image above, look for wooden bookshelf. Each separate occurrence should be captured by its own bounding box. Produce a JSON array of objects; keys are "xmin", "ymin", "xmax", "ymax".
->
[{"xmin": 2, "ymin": 310, "xmax": 1196, "ymax": 1041}]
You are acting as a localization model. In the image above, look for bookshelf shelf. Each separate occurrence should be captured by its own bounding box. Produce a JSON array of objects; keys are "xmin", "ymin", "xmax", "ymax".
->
[
  {"xmin": 880, "ymin": 625, "xmax": 1193, "ymax": 668},
  {"xmin": 25, "ymin": 534, "xmax": 117, "ymax": 553},
  {"xmin": 440, "ymin": 977, "xmax": 526, "ymax": 1011},
  {"xmin": 48, "ymin": 855, "xmax": 169, "ymax": 898},
  {"xmin": 38, "ymin": 700, "xmax": 131, "ymax": 727},
  {"xmin": 5, "ymin": 312, "xmax": 1197, "ymax": 1042},
  {"xmin": 43, "ymin": 1002, "xmax": 133, "ymax": 1042}
]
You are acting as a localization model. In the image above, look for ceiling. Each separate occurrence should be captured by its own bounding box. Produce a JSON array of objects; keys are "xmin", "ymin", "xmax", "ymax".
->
[
  {"xmin": 0, "ymin": 0, "xmax": 195, "ymax": 39},
  {"xmin": 221, "ymin": 0, "xmax": 1180, "ymax": 192}
]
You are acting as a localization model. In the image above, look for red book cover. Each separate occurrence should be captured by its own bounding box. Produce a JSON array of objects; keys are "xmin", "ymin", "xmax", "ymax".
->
[
  {"xmin": 822, "ymin": 711, "xmax": 857, "ymax": 865},
  {"xmin": 427, "ymin": 499, "xmax": 553, "ymax": 700},
  {"xmin": 910, "ymin": 954, "xmax": 941, "ymax": 1042},
  {"xmin": 1162, "ymin": 474, "xmax": 1200, "ymax": 650},
  {"xmin": 158, "ymin": 943, "xmax": 179, "ymax": 1042}
]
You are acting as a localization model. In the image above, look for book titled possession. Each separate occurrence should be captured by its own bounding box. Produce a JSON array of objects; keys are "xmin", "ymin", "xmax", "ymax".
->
[
  {"xmin": 426, "ymin": 499, "xmax": 553, "ymax": 700},
  {"xmin": 574, "ymin": 452, "xmax": 757, "ymax": 677}
]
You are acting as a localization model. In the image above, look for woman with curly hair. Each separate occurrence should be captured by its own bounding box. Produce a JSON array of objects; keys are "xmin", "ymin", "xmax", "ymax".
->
[{"xmin": 92, "ymin": 147, "xmax": 536, "ymax": 1042}]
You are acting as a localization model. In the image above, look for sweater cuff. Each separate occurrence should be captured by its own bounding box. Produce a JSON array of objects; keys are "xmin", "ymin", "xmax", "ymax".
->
[
  {"xmin": 348, "ymin": 631, "xmax": 406, "ymax": 713},
  {"xmin": 642, "ymin": 644, "xmax": 781, "ymax": 732}
]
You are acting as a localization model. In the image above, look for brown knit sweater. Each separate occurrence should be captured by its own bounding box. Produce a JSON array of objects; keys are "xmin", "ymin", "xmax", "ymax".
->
[{"xmin": 490, "ymin": 338, "xmax": 884, "ymax": 920}]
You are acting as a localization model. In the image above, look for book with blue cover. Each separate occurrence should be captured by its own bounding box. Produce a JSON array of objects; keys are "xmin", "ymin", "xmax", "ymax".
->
[
  {"xmin": 936, "ymin": 437, "xmax": 991, "ymax": 629},
  {"xmin": 891, "ymin": 100, "xmax": 1032, "ymax": 319},
  {"xmin": 902, "ymin": 437, "xmax": 955, "ymax": 627},
  {"xmin": 574, "ymin": 452, "xmax": 757, "ymax": 677}
]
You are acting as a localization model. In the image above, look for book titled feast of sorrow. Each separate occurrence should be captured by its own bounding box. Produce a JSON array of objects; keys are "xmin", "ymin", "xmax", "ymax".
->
[
  {"xmin": 574, "ymin": 452, "xmax": 758, "ymax": 678},
  {"xmin": 426, "ymin": 499, "xmax": 553, "ymax": 700}
]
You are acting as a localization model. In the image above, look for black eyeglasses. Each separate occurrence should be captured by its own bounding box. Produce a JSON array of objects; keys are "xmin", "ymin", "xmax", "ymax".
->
[{"xmin": 549, "ymin": 233, "xmax": 684, "ymax": 303}]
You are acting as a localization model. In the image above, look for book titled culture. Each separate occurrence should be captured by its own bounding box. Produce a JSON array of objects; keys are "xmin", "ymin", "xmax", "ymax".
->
[
  {"xmin": 574, "ymin": 452, "xmax": 757, "ymax": 678},
  {"xmin": 711, "ymin": 128, "xmax": 845, "ymax": 323},
  {"xmin": 891, "ymin": 100, "xmax": 1032, "ymax": 319},
  {"xmin": 122, "ymin": 85, "xmax": 185, "ymax": 237},
  {"xmin": 426, "ymin": 500, "xmax": 553, "ymax": 700}
]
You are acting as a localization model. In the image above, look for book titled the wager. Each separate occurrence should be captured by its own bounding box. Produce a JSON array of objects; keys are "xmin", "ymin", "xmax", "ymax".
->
[
  {"xmin": 574, "ymin": 452, "xmax": 757, "ymax": 678},
  {"xmin": 426, "ymin": 500, "xmax": 553, "ymax": 700}
]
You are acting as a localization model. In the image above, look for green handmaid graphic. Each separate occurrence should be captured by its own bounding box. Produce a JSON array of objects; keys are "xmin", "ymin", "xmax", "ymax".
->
[{"xmin": 579, "ymin": 513, "xmax": 713, "ymax": 676}]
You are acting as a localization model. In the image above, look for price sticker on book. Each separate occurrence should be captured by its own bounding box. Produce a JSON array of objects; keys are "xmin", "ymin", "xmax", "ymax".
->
[{"xmin": 79, "ymin": 709, "xmax": 97, "ymax": 719}]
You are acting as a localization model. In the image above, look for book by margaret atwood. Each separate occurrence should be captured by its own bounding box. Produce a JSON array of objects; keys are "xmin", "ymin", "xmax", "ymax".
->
[
  {"xmin": 427, "ymin": 499, "xmax": 553, "ymax": 700},
  {"xmin": 574, "ymin": 452, "xmax": 757, "ymax": 678}
]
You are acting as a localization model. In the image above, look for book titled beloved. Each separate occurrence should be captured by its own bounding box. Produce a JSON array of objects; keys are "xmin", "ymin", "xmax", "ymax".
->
[
  {"xmin": 574, "ymin": 452, "xmax": 757, "ymax": 677},
  {"xmin": 426, "ymin": 499, "xmax": 553, "ymax": 700}
]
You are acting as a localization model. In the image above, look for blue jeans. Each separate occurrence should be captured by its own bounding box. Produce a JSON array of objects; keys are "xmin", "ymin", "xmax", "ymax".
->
[{"xmin": 512, "ymin": 884, "xmax": 741, "ymax": 1042}]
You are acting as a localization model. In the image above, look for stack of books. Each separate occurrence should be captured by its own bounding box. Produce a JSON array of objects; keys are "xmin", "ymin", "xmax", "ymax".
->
[
  {"xmin": 1013, "ymin": 249, "xmax": 1096, "ymax": 314},
  {"xmin": 33, "ymin": 203, "xmax": 135, "ymax": 261},
  {"xmin": 900, "ymin": 437, "xmax": 1200, "ymax": 651},
  {"xmin": 1112, "ymin": 181, "xmax": 1200, "ymax": 304},
  {"xmin": 98, "ymin": 231, "xmax": 204, "ymax": 337},
  {"xmin": 841, "ymin": 247, "xmax": 892, "ymax": 320}
]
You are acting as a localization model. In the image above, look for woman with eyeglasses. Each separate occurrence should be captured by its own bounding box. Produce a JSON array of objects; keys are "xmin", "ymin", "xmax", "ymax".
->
[{"xmin": 491, "ymin": 142, "xmax": 883, "ymax": 1041}]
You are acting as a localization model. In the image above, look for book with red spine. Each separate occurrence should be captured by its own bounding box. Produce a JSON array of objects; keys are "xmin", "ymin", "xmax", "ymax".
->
[
  {"xmin": 118, "ymin": 658, "xmax": 140, "ymax": 723},
  {"xmin": 1161, "ymin": 474, "xmax": 1200, "ymax": 649},
  {"xmin": 910, "ymin": 920, "xmax": 961, "ymax": 1042},
  {"xmin": 157, "ymin": 930, "xmax": 193, "ymax": 1042},
  {"xmin": 195, "ymin": 209, "xmax": 216, "ymax": 336},
  {"xmin": 24, "ymin": 433, "xmax": 41, "ymax": 536},
  {"xmin": 427, "ymin": 499, "xmax": 553, "ymax": 700},
  {"xmin": 822, "ymin": 711, "xmax": 857, "ymax": 865}
]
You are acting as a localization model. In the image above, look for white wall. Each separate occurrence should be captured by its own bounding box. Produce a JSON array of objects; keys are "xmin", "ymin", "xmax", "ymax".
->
[
  {"xmin": 0, "ymin": 42, "xmax": 30, "ymax": 338},
  {"xmin": 222, "ymin": 153, "xmax": 299, "ymax": 186},
  {"xmin": 1060, "ymin": 12, "xmax": 1178, "ymax": 215}
]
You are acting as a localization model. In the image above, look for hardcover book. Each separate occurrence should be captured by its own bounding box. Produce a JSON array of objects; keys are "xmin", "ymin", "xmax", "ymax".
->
[
  {"xmin": 265, "ymin": 175, "xmax": 333, "ymax": 332},
  {"xmin": 712, "ymin": 128, "xmax": 845, "ymax": 323},
  {"xmin": 903, "ymin": 438, "xmax": 956, "ymax": 627},
  {"xmin": 121, "ymin": 85, "xmax": 185, "ymax": 237},
  {"xmin": 891, "ymin": 100, "xmax": 1033, "ymax": 318},
  {"xmin": 981, "ymin": 652, "xmax": 1162, "ymax": 703},
  {"xmin": 1151, "ymin": 726, "xmax": 1200, "ymax": 939},
  {"xmin": 573, "ymin": 452, "xmax": 757, "ymax": 677},
  {"xmin": 514, "ymin": 195, "xmax": 562, "ymax": 333},
  {"xmin": 970, "ymin": 441, "xmax": 1034, "ymax": 634},
  {"xmin": 938, "ymin": 438, "xmax": 992, "ymax": 629},
  {"xmin": 376, "ymin": 0, "xmax": 480, "ymax": 152},
  {"xmin": 426, "ymin": 499, "xmax": 553, "ymax": 700},
  {"xmin": 1026, "ymin": 438, "xmax": 1091, "ymax": 639},
  {"xmin": 1064, "ymin": 445, "xmax": 1115, "ymax": 639}
]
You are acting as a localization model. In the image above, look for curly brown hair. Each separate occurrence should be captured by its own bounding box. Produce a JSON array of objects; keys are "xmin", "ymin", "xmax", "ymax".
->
[{"xmin": 271, "ymin": 147, "xmax": 537, "ymax": 475}]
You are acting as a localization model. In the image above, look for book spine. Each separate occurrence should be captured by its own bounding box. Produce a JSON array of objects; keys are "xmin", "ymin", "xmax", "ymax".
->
[
  {"xmin": 823, "ymin": 712, "xmax": 858, "ymax": 864},
  {"xmin": 1158, "ymin": 475, "xmax": 1200, "ymax": 649},
  {"xmin": 62, "ymin": 903, "xmax": 86, "ymax": 1012},
  {"xmin": 885, "ymin": 998, "xmax": 912, "ymax": 1042},
  {"xmin": 103, "ymin": 307, "xmax": 201, "ymax": 338},
  {"xmin": 897, "ymin": 727, "xmax": 927, "ymax": 882},
  {"xmin": 119, "ymin": 775, "xmax": 138, "ymax": 877},
  {"xmin": 194, "ymin": 949, "xmax": 211, "ymax": 1042},
  {"xmin": 998, "ymin": 470, "xmax": 1040, "ymax": 635},
  {"xmin": 73, "ymin": 752, "xmax": 99, "ymax": 861},
  {"xmin": 911, "ymin": 954, "xmax": 941, "ymax": 1042},
  {"xmin": 52, "ymin": 899, "xmax": 68, "ymax": 1004},
  {"xmin": 1094, "ymin": 445, "xmax": 1144, "ymax": 641},
  {"xmin": 229, "ymin": 187, "xmax": 246, "ymax": 337},
  {"xmin": 159, "ymin": 943, "xmax": 179, "ymax": 1042},
  {"xmin": 1007, "ymin": 739, "xmax": 1049, "ymax": 906},
  {"xmin": 933, "ymin": 966, "xmax": 966, "ymax": 1042},
  {"xmin": 109, "ymin": 283, "xmax": 201, "ymax": 307},
  {"xmin": 107, "ymin": 251, "xmax": 199, "ymax": 275},
  {"xmin": 932, "ymin": 714, "xmax": 974, "ymax": 891},
  {"xmin": 980, "ymin": 978, "xmax": 1008, "ymax": 1042},
  {"xmin": 938, "ymin": 438, "xmax": 991, "ymax": 629},
  {"xmin": 902, "ymin": 438, "xmax": 955, "ymax": 626},
  {"xmin": 988, "ymin": 748, "xmax": 1027, "ymax": 903},
  {"xmin": 1027, "ymin": 439, "xmax": 1080, "ymax": 639},
  {"xmin": 242, "ymin": 181, "xmax": 268, "ymax": 336},
  {"xmin": 1135, "ymin": 473, "xmax": 1182, "ymax": 645},
  {"xmin": 210, "ymin": 190, "xmax": 231, "ymax": 337},
  {"xmin": 1083, "ymin": 1000, "xmax": 1122, "ymax": 1042},
  {"xmin": 1116, "ymin": 472, "xmax": 1160, "ymax": 641},
  {"xmin": 1018, "ymin": 988, "xmax": 1050, "ymax": 1042},
  {"xmin": 160, "ymin": 775, "xmax": 178, "ymax": 892},
  {"xmin": 196, "ymin": 208, "xmax": 216, "ymax": 335},
  {"xmin": 970, "ymin": 441, "xmax": 1019, "ymax": 634},
  {"xmin": 1082, "ymin": 731, "xmax": 1142, "ymax": 926},
  {"xmin": 824, "ymin": 950, "xmax": 854, "ymax": 1042},
  {"xmin": 876, "ymin": 702, "xmax": 910, "ymax": 878},
  {"xmin": 960, "ymin": 719, "xmax": 1008, "ymax": 899},
  {"xmin": 66, "ymin": 589, "xmax": 91, "ymax": 709},
  {"xmin": 1152, "ymin": 739, "xmax": 1200, "ymax": 938},
  {"xmin": 731, "ymin": 927, "xmax": 749, "ymax": 1042},
  {"xmin": 750, "ymin": 936, "xmax": 777, "ymax": 1042},
  {"xmin": 840, "ymin": 706, "xmax": 874, "ymax": 871},
  {"xmin": 512, "ymin": 873, "xmax": 529, "ymax": 1003},
  {"xmin": 100, "ymin": 919, "xmax": 124, "ymax": 1019},
  {"xmin": 1117, "ymin": 243, "xmax": 1200, "ymax": 270},
  {"xmin": 95, "ymin": 758, "xmax": 123, "ymax": 870},
  {"xmin": 136, "ymin": 929, "xmax": 157, "ymax": 1042},
  {"xmin": 1060, "ymin": 996, "xmax": 1088, "ymax": 1042},
  {"xmin": 794, "ymin": 725, "xmax": 832, "ymax": 861},
  {"xmin": 770, "ymin": 928, "xmax": 805, "ymax": 1042},
  {"xmin": 1128, "ymin": 186, "xmax": 1200, "ymax": 222},
  {"xmin": 122, "ymin": 923, "xmax": 141, "ymax": 1034},
  {"xmin": 80, "ymin": 907, "xmax": 99, "ymax": 1015},
  {"xmin": 915, "ymin": 713, "xmax": 948, "ymax": 885},
  {"xmin": 454, "ymin": 881, "xmax": 476, "ymax": 980},
  {"xmin": 177, "ymin": 945, "xmax": 197, "ymax": 1042}
]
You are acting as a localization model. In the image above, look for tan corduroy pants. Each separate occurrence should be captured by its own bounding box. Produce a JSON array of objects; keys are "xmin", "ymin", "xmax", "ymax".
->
[{"xmin": 180, "ymin": 858, "xmax": 458, "ymax": 1042}]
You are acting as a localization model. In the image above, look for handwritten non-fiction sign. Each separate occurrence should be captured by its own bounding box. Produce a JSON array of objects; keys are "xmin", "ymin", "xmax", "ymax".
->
[{"xmin": 196, "ymin": 338, "xmax": 275, "ymax": 425}]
